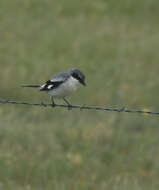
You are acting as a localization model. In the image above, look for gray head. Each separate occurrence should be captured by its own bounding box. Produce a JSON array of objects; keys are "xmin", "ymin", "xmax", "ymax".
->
[{"xmin": 68, "ymin": 68, "xmax": 86, "ymax": 86}]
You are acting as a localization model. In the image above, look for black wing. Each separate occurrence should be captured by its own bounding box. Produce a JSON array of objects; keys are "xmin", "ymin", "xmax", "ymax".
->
[{"xmin": 40, "ymin": 80, "xmax": 64, "ymax": 91}]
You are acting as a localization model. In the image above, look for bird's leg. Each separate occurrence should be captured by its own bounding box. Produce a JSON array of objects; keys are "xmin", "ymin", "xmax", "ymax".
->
[
  {"xmin": 63, "ymin": 98, "xmax": 72, "ymax": 110},
  {"xmin": 51, "ymin": 97, "xmax": 56, "ymax": 107}
]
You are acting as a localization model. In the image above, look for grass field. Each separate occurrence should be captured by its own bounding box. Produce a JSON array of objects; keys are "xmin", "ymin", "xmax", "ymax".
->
[{"xmin": 0, "ymin": 0, "xmax": 159, "ymax": 189}]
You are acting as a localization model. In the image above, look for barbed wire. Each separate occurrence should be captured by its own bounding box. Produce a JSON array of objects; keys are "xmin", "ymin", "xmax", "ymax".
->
[{"xmin": 0, "ymin": 99, "xmax": 159, "ymax": 116}]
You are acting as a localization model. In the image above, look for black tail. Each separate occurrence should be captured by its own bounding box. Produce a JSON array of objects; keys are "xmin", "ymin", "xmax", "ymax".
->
[{"xmin": 21, "ymin": 85, "xmax": 41, "ymax": 88}]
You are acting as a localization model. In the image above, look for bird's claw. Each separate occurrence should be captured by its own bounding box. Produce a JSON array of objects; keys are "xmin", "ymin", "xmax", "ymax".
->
[
  {"xmin": 51, "ymin": 103, "xmax": 56, "ymax": 108},
  {"xmin": 118, "ymin": 107, "xmax": 125, "ymax": 112},
  {"xmin": 67, "ymin": 104, "xmax": 72, "ymax": 110},
  {"xmin": 41, "ymin": 102, "xmax": 46, "ymax": 107}
]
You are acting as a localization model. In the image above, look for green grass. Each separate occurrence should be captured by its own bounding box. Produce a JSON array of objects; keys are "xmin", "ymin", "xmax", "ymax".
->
[{"xmin": 0, "ymin": 0, "xmax": 159, "ymax": 189}]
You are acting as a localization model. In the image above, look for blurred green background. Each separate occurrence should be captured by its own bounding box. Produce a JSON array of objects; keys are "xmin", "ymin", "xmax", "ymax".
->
[{"xmin": 0, "ymin": 0, "xmax": 159, "ymax": 189}]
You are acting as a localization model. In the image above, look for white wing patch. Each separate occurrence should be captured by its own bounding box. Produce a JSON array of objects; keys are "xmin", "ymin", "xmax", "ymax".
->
[
  {"xmin": 48, "ymin": 85, "xmax": 53, "ymax": 89},
  {"xmin": 40, "ymin": 84, "xmax": 46, "ymax": 90},
  {"xmin": 41, "ymin": 84, "xmax": 45, "ymax": 88}
]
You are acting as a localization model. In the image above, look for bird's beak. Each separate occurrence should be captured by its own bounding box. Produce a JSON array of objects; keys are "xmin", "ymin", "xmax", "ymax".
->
[{"xmin": 81, "ymin": 80, "xmax": 86, "ymax": 86}]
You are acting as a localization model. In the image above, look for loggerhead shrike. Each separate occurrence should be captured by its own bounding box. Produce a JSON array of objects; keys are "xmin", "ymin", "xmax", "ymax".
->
[{"xmin": 22, "ymin": 68, "xmax": 86, "ymax": 107}]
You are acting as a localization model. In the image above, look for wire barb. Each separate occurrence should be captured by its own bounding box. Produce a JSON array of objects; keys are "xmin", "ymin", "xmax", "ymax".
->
[{"xmin": 0, "ymin": 99, "xmax": 159, "ymax": 115}]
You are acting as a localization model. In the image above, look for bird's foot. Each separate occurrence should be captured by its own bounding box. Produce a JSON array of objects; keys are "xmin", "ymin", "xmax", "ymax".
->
[
  {"xmin": 41, "ymin": 102, "xmax": 47, "ymax": 107},
  {"xmin": 51, "ymin": 97, "xmax": 56, "ymax": 108},
  {"xmin": 118, "ymin": 107, "xmax": 125, "ymax": 112},
  {"xmin": 67, "ymin": 104, "xmax": 72, "ymax": 110},
  {"xmin": 63, "ymin": 98, "xmax": 72, "ymax": 110},
  {"xmin": 51, "ymin": 103, "xmax": 56, "ymax": 108}
]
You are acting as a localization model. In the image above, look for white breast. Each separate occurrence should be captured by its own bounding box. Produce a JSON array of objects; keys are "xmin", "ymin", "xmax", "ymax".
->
[{"xmin": 48, "ymin": 76, "xmax": 79, "ymax": 98}]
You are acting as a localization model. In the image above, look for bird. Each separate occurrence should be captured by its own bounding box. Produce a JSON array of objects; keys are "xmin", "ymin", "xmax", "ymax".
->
[{"xmin": 22, "ymin": 68, "xmax": 86, "ymax": 108}]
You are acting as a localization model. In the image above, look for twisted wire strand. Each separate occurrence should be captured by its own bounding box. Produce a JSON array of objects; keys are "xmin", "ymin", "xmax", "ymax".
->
[{"xmin": 0, "ymin": 99, "xmax": 159, "ymax": 115}]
